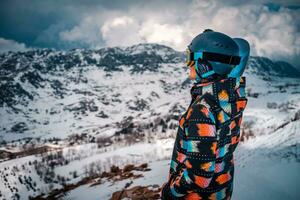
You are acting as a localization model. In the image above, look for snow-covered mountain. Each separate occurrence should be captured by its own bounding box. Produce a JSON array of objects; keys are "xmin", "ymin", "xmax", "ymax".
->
[
  {"xmin": 0, "ymin": 44, "xmax": 184, "ymax": 142},
  {"xmin": 0, "ymin": 43, "xmax": 299, "ymax": 200},
  {"xmin": 0, "ymin": 43, "xmax": 299, "ymax": 142}
]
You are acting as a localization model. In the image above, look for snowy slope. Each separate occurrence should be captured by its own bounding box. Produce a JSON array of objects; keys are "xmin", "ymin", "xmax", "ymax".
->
[
  {"xmin": 0, "ymin": 43, "xmax": 299, "ymax": 200},
  {"xmin": 64, "ymin": 142, "xmax": 300, "ymax": 200},
  {"xmin": 0, "ymin": 44, "xmax": 186, "ymax": 142},
  {"xmin": 65, "ymin": 121, "xmax": 300, "ymax": 200}
]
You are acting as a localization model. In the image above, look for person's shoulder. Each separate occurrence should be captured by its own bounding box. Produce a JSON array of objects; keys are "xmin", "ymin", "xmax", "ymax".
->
[{"xmin": 186, "ymin": 95, "xmax": 216, "ymax": 123}]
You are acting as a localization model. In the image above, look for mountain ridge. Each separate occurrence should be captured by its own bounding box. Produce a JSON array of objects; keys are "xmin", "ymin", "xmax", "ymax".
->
[{"xmin": 1, "ymin": 43, "xmax": 299, "ymax": 77}]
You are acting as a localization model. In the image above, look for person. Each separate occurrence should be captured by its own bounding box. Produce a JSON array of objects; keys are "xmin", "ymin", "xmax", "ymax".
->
[{"xmin": 160, "ymin": 29, "xmax": 250, "ymax": 200}]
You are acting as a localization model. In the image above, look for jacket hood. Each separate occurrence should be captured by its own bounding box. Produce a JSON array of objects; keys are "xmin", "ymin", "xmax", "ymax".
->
[{"xmin": 190, "ymin": 76, "xmax": 247, "ymax": 119}]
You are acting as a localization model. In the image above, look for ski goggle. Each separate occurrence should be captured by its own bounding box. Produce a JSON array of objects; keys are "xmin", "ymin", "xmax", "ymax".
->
[{"xmin": 185, "ymin": 48, "xmax": 241, "ymax": 67}]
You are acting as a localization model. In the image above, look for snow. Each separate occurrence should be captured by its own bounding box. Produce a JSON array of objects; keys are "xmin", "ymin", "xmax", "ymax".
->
[
  {"xmin": 233, "ymin": 154, "xmax": 300, "ymax": 200},
  {"xmin": 54, "ymin": 138, "xmax": 174, "ymax": 178},
  {"xmin": 66, "ymin": 160, "xmax": 169, "ymax": 200},
  {"xmin": 0, "ymin": 155, "xmax": 59, "ymax": 199},
  {"xmin": 65, "ymin": 141, "xmax": 300, "ymax": 200}
]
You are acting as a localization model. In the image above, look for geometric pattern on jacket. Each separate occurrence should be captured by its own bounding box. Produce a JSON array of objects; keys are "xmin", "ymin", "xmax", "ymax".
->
[{"xmin": 161, "ymin": 76, "xmax": 248, "ymax": 200}]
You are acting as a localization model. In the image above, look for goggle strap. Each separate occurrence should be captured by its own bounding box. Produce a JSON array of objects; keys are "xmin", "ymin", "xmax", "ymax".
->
[
  {"xmin": 187, "ymin": 50, "xmax": 241, "ymax": 65},
  {"xmin": 202, "ymin": 52, "xmax": 241, "ymax": 65}
]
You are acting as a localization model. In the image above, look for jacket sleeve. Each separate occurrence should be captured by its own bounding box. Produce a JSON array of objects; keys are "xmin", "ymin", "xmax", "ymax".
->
[{"xmin": 169, "ymin": 102, "xmax": 217, "ymax": 197}]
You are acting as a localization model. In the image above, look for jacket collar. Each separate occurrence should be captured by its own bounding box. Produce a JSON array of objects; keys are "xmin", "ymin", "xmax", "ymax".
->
[{"xmin": 190, "ymin": 76, "xmax": 246, "ymax": 103}]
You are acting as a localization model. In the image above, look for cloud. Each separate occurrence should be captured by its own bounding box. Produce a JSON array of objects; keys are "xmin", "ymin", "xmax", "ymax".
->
[
  {"xmin": 59, "ymin": 14, "xmax": 105, "ymax": 49},
  {"xmin": 55, "ymin": 0, "xmax": 299, "ymax": 69},
  {"xmin": 99, "ymin": 16, "xmax": 186, "ymax": 49},
  {"xmin": 101, "ymin": 16, "xmax": 142, "ymax": 47},
  {"xmin": 1, "ymin": 0, "xmax": 299, "ymax": 68},
  {"xmin": 139, "ymin": 21, "xmax": 185, "ymax": 49},
  {"xmin": 0, "ymin": 38, "xmax": 29, "ymax": 53},
  {"xmin": 207, "ymin": 4, "xmax": 300, "ymax": 65}
]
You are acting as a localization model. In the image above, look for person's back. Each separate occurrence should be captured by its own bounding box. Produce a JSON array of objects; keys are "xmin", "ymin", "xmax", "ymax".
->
[{"xmin": 160, "ymin": 30, "xmax": 250, "ymax": 200}]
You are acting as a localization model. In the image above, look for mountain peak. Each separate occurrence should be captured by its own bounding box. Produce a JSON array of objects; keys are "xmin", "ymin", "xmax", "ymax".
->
[
  {"xmin": 124, "ymin": 43, "xmax": 177, "ymax": 52},
  {"xmin": 1, "ymin": 43, "xmax": 299, "ymax": 78}
]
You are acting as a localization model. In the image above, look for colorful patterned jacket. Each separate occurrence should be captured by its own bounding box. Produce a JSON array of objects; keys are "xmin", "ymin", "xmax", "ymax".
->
[{"xmin": 161, "ymin": 76, "xmax": 248, "ymax": 200}]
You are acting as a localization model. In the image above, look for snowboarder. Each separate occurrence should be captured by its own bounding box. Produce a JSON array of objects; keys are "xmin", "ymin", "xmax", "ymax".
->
[{"xmin": 160, "ymin": 29, "xmax": 250, "ymax": 200}]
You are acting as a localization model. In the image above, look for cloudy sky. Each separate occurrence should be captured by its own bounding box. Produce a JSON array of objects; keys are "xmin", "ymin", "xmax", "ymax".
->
[{"xmin": 0, "ymin": 0, "xmax": 299, "ymax": 68}]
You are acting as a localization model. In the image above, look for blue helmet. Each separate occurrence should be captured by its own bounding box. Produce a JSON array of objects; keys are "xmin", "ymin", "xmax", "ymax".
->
[{"xmin": 186, "ymin": 29, "xmax": 250, "ymax": 82}]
